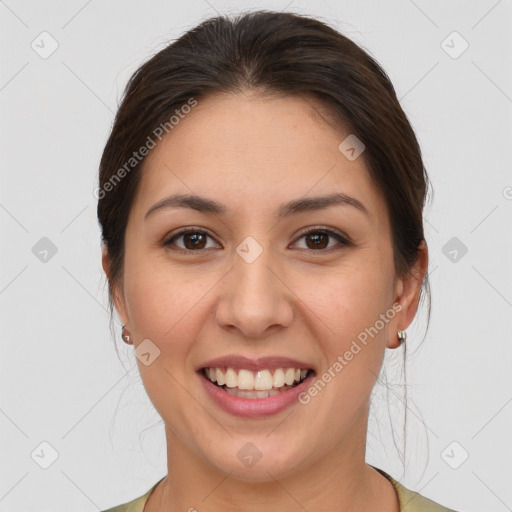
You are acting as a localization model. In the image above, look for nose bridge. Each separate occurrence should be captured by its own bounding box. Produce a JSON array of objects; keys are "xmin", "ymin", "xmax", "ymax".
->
[
  {"xmin": 235, "ymin": 241, "xmax": 276, "ymax": 299},
  {"xmin": 216, "ymin": 236, "xmax": 293, "ymax": 337}
]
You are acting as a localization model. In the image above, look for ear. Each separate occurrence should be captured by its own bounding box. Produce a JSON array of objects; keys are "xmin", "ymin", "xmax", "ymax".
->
[
  {"xmin": 387, "ymin": 240, "xmax": 429, "ymax": 349},
  {"xmin": 102, "ymin": 244, "xmax": 129, "ymax": 327}
]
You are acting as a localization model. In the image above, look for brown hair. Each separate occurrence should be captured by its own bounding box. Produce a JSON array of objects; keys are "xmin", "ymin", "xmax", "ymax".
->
[{"xmin": 97, "ymin": 9, "xmax": 431, "ymax": 468}]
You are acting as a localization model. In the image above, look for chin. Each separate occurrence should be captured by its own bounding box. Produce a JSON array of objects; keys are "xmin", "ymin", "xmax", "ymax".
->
[{"xmin": 203, "ymin": 442, "xmax": 307, "ymax": 483}]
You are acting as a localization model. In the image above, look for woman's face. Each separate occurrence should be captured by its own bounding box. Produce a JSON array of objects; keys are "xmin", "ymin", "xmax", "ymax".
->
[{"xmin": 106, "ymin": 92, "xmax": 424, "ymax": 481}]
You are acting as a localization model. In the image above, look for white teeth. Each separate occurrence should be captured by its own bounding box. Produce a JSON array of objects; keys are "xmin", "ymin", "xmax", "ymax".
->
[
  {"xmin": 273, "ymin": 368, "xmax": 285, "ymax": 387},
  {"xmin": 237, "ymin": 369, "xmax": 254, "ymax": 390},
  {"xmin": 224, "ymin": 385, "xmax": 295, "ymax": 398},
  {"xmin": 215, "ymin": 368, "xmax": 225, "ymax": 386},
  {"xmin": 204, "ymin": 366, "xmax": 310, "ymax": 391},
  {"xmin": 254, "ymin": 369, "xmax": 273, "ymax": 390},
  {"xmin": 284, "ymin": 368, "xmax": 295, "ymax": 385},
  {"xmin": 225, "ymin": 368, "xmax": 238, "ymax": 388}
]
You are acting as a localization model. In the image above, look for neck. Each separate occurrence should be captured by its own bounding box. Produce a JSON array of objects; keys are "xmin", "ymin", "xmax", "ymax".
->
[{"xmin": 146, "ymin": 405, "xmax": 399, "ymax": 512}]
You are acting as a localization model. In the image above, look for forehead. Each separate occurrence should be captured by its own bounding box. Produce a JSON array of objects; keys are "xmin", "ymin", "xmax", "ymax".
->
[{"xmin": 132, "ymin": 92, "xmax": 386, "ymax": 224}]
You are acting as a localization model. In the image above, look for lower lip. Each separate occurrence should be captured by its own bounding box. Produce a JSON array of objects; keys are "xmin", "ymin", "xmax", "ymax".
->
[{"xmin": 198, "ymin": 371, "xmax": 315, "ymax": 418}]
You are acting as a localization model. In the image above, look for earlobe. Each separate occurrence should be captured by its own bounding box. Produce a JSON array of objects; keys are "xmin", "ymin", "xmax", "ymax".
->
[{"xmin": 387, "ymin": 240, "xmax": 429, "ymax": 349}]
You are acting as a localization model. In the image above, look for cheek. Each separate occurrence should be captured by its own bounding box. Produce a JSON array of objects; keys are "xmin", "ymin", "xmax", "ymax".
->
[
  {"xmin": 312, "ymin": 261, "xmax": 390, "ymax": 325},
  {"xmin": 122, "ymin": 259, "xmax": 213, "ymax": 418},
  {"xmin": 301, "ymin": 260, "xmax": 392, "ymax": 369},
  {"xmin": 123, "ymin": 254, "xmax": 213, "ymax": 351}
]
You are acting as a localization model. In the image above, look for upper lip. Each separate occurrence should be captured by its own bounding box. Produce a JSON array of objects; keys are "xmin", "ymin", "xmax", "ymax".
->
[{"xmin": 196, "ymin": 355, "xmax": 315, "ymax": 372}]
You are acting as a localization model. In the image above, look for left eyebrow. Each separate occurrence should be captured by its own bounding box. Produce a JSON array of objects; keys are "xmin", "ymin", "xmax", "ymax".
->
[
  {"xmin": 144, "ymin": 192, "xmax": 370, "ymax": 221},
  {"xmin": 275, "ymin": 193, "xmax": 369, "ymax": 221}
]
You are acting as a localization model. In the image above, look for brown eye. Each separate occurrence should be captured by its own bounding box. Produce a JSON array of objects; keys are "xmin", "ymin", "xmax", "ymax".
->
[
  {"xmin": 304, "ymin": 232, "xmax": 329, "ymax": 250},
  {"xmin": 182, "ymin": 232, "xmax": 207, "ymax": 250},
  {"xmin": 164, "ymin": 230, "xmax": 219, "ymax": 251},
  {"xmin": 293, "ymin": 228, "xmax": 350, "ymax": 252},
  {"xmin": 163, "ymin": 227, "xmax": 350, "ymax": 254}
]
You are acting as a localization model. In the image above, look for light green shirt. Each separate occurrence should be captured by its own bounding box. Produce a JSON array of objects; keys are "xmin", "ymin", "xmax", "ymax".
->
[{"xmin": 102, "ymin": 466, "xmax": 459, "ymax": 511}]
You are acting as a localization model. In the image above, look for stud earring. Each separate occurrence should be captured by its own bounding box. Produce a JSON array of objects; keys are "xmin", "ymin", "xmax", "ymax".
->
[
  {"xmin": 397, "ymin": 329, "xmax": 407, "ymax": 344},
  {"xmin": 121, "ymin": 325, "xmax": 133, "ymax": 345}
]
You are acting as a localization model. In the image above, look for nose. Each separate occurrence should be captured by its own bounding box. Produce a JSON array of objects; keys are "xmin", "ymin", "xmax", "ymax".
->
[{"xmin": 215, "ymin": 247, "xmax": 294, "ymax": 339}]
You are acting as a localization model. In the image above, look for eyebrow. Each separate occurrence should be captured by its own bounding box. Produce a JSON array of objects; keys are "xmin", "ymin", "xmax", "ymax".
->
[{"xmin": 144, "ymin": 192, "xmax": 370, "ymax": 221}]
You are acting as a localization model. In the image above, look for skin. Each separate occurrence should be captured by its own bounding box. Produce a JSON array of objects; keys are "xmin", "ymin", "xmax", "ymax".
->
[{"xmin": 103, "ymin": 91, "xmax": 428, "ymax": 511}]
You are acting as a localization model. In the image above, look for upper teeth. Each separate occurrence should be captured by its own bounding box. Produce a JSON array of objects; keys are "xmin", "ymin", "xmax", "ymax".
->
[{"xmin": 205, "ymin": 367, "xmax": 309, "ymax": 391}]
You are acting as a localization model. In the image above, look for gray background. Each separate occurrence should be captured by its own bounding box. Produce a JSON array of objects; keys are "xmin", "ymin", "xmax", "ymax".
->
[{"xmin": 1, "ymin": 1, "xmax": 511, "ymax": 511}]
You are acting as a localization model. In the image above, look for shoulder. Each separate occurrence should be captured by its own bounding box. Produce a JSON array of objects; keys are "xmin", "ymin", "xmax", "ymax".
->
[
  {"xmin": 102, "ymin": 471, "xmax": 461, "ymax": 512},
  {"xmin": 101, "ymin": 478, "xmax": 164, "ymax": 512},
  {"xmin": 393, "ymin": 480, "xmax": 460, "ymax": 512},
  {"xmin": 372, "ymin": 465, "xmax": 461, "ymax": 512}
]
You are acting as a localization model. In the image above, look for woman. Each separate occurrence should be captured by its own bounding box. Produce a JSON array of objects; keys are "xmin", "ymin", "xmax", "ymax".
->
[{"xmin": 98, "ymin": 10, "xmax": 459, "ymax": 512}]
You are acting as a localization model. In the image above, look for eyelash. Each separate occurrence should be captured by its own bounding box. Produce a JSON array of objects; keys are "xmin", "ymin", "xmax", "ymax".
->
[{"xmin": 162, "ymin": 226, "xmax": 351, "ymax": 254}]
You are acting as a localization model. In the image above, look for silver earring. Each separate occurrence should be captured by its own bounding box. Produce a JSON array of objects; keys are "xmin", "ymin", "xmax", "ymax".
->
[
  {"xmin": 397, "ymin": 329, "xmax": 407, "ymax": 344},
  {"xmin": 121, "ymin": 324, "xmax": 133, "ymax": 345}
]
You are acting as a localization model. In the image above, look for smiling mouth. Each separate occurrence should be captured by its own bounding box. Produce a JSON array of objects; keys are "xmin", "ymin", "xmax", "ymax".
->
[{"xmin": 200, "ymin": 367, "xmax": 314, "ymax": 399}]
